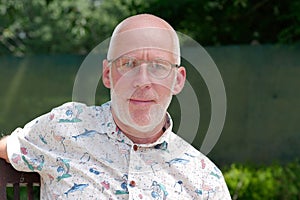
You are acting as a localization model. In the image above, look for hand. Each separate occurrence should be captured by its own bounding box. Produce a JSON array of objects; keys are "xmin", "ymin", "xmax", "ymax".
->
[{"xmin": 0, "ymin": 136, "xmax": 9, "ymax": 163}]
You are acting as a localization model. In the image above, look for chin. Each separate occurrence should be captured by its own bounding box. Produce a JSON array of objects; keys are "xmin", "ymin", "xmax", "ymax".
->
[{"xmin": 131, "ymin": 114, "xmax": 151, "ymax": 126}]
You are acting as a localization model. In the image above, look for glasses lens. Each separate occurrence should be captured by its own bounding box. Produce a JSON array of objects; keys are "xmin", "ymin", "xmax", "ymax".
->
[
  {"xmin": 149, "ymin": 60, "xmax": 171, "ymax": 78},
  {"xmin": 114, "ymin": 57, "xmax": 135, "ymax": 74},
  {"xmin": 112, "ymin": 57, "xmax": 173, "ymax": 78}
]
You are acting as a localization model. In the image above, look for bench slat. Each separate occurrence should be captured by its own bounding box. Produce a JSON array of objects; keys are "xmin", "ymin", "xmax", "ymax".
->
[{"xmin": 0, "ymin": 159, "xmax": 40, "ymax": 200}]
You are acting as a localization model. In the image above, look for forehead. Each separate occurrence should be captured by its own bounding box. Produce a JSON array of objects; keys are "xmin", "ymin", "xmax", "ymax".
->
[
  {"xmin": 120, "ymin": 48, "xmax": 176, "ymax": 61},
  {"xmin": 107, "ymin": 28, "xmax": 180, "ymax": 64}
]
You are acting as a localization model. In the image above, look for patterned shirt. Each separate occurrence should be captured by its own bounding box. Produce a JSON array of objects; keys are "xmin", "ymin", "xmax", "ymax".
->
[{"xmin": 7, "ymin": 101, "xmax": 231, "ymax": 200}]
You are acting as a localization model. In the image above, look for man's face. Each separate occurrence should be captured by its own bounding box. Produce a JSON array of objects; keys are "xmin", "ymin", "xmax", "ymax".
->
[
  {"xmin": 106, "ymin": 49, "xmax": 178, "ymax": 132},
  {"xmin": 103, "ymin": 23, "xmax": 185, "ymax": 136}
]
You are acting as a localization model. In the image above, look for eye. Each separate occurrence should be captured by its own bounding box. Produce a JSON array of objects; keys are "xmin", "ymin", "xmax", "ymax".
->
[
  {"xmin": 113, "ymin": 57, "xmax": 138, "ymax": 75},
  {"xmin": 152, "ymin": 60, "xmax": 169, "ymax": 71},
  {"xmin": 122, "ymin": 59, "xmax": 133, "ymax": 68},
  {"xmin": 117, "ymin": 57, "xmax": 137, "ymax": 71}
]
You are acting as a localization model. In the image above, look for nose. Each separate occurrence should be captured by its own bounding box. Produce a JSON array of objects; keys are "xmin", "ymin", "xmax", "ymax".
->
[{"xmin": 132, "ymin": 64, "xmax": 152, "ymax": 88}]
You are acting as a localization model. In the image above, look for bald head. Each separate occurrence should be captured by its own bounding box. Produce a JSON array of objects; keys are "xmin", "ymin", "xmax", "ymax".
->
[
  {"xmin": 113, "ymin": 14, "xmax": 175, "ymax": 34},
  {"xmin": 107, "ymin": 14, "xmax": 180, "ymax": 64}
]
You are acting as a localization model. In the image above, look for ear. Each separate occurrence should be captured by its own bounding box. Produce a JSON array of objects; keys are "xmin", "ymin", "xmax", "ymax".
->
[
  {"xmin": 172, "ymin": 66, "xmax": 186, "ymax": 95},
  {"xmin": 102, "ymin": 59, "xmax": 111, "ymax": 88}
]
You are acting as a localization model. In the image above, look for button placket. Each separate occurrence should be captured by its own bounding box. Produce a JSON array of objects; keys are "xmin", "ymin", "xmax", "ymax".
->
[{"xmin": 127, "ymin": 144, "xmax": 141, "ymax": 196}]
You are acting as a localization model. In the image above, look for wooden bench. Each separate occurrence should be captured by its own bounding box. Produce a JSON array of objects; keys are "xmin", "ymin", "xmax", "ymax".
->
[{"xmin": 0, "ymin": 159, "xmax": 40, "ymax": 200}]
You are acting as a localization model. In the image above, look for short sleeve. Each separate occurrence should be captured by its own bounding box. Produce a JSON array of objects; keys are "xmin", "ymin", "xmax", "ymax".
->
[
  {"xmin": 7, "ymin": 111, "xmax": 53, "ymax": 172},
  {"xmin": 6, "ymin": 102, "xmax": 79, "ymax": 173}
]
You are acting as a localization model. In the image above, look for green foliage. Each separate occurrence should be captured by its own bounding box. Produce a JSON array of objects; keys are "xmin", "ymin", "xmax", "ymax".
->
[
  {"xmin": 136, "ymin": 0, "xmax": 300, "ymax": 46},
  {"xmin": 0, "ymin": 0, "xmax": 130, "ymax": 56},
  {"xmin": 223, "ymin": 160, "xmax": 300, "ymax": 200},
  {"xmin": 1, "ymin": 0, "xmax": 300, "ymax": 55},
  {"xmin": 277, "ymin": 1, "xmax": 300, "ymax": 43},
  {"xmin": 6, "ymin": 186, "xmax": 40, "ymax": 199}
]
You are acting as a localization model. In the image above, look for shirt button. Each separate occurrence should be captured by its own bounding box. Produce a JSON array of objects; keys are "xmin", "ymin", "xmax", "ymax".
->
[
  {"xmin": 133, "ymin": 144, "xmax": 138, "ymax": 151},
  {"xmin": 129, "ymin": 180, "xmax": 136, "ymax": 187}
]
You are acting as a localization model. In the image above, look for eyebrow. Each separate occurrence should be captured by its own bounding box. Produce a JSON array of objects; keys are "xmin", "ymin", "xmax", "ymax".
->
[{"xmin": 122, "ymin": 55, "xmax": 169, "ymax": 60}]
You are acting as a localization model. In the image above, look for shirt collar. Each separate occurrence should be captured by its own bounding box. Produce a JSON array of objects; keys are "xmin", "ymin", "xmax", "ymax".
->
[{"xmin": 102, "ymin": 101, "xmax": 173, "ymax": 148}]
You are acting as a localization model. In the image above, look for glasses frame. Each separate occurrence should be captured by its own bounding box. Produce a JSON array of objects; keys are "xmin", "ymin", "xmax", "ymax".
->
[{"xmin": 108, "ymin": 56, "xmax": 179, "ymax": 79}]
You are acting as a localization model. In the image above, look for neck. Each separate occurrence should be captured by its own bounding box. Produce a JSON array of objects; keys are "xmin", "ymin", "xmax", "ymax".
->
[
  {"xmin": 112, "ymin": 110, "xmax": 166, "ymax": 144},
  {"xmin": 124, "ymin": 128, "xmax": 165, "ymax": 144}
]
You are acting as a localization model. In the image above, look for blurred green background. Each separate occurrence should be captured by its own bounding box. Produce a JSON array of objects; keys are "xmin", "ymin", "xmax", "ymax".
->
[{"xmin": 1, "ymin": 0, "xmax": 300, "ymax": 199}]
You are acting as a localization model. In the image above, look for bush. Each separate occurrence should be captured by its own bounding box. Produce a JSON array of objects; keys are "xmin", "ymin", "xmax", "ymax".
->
[{"xmin": 223, "ymin": 160, "xmax": 300, "ymax": 200}]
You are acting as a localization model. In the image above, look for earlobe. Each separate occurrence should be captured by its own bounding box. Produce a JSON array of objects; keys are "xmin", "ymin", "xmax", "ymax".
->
[
  {"xmin": 173, "ymin": 67, "xmax": 186, "ymax": 95},
  {"xmin": 102, "ymin": 59, "xmax": 111, "ymax": 88}
]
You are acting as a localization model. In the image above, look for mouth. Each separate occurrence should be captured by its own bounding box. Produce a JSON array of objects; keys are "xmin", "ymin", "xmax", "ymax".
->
[{"xmin": 129, "ymin": 99, "xmax": 156, "ymax": 105}]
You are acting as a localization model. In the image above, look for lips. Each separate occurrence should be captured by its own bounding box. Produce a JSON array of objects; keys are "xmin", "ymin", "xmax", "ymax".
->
[
  {"xmin": 128, "ymin": 88, "xmax": 158, "ymax": 106},
  {"xmin": 129, "ymin": 99, "xmax": 155, "ymax": 105},
  {"xmin": 128, "ymin": 96, "xmax": 157, "ymax": 108}
]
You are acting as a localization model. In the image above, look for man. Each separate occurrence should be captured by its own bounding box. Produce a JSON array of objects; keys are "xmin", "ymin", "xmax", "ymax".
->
[{"xmin": 0, "ymin": 14, "xmax": 231, "ymax": 199}]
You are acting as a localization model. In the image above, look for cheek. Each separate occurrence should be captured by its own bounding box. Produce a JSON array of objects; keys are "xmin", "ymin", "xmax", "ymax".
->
[
  {"xmin": 110, "ymin": 71, "xmax": 135, "ymax": 100},
  {"xmin": 154, "ymin": 84, "xmax": 173, "ymax": 99},
  {"xmin": 110, "ymin": 68, "xmax": 121, "ymax": 84},
  {"xmin": 111, "ymin": 70, "xmax": 130, "ymax": 89},
  {"xmin": 155, "ymin": 73, "xmax": 177, "ymax": 95}
]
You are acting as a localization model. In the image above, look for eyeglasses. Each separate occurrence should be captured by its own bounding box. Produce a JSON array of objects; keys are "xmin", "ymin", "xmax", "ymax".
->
[{"xmin": 108, "ymin": 56, "xmax": 178, "ymax": 79}]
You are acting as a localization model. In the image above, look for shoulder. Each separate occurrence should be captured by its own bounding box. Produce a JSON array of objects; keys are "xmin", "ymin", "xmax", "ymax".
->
[
  {"xmin": 20, "ymin": 101, "xmax": 110, "ymax": 129},
  {"xmin": 52, "ymin": 101, "xmax": 111, "ymax": 113},
  {"xmin": 50, "ymin": 101, "xmax": 111, "ymax": 119},
  {"xmin": 51, "ymin": 101, "xmax": 89, "ymax": 113}
]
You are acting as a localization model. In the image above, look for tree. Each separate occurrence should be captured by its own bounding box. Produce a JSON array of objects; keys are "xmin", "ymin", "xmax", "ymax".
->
[
  {"xmin": 0, "ymin": 0, "xmax": 130, "ymax": 55},
  {"xmin": 133, "ymin": 0, "xmax": 300, "ymax": 45},
  {"xmin": 0, "ymin": 0, "xmax": 299, "ymax": 56}
]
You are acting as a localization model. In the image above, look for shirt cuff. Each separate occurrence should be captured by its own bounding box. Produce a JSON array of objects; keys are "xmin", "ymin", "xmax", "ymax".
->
[{"xmin": 6, "ymin": 129, "xmax": 22, "ymax": 170}]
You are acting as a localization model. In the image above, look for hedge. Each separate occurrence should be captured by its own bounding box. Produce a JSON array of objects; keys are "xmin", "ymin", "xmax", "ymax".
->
[{"xmin": 224, "ymin": 160, "xmax": 300, "ymax": 200}]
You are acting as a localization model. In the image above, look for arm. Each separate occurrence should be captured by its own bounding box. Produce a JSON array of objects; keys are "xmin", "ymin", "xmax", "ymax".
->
[{"xmin": 0, "ymin": 136, "xmax": 9, "ymax": 163}]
